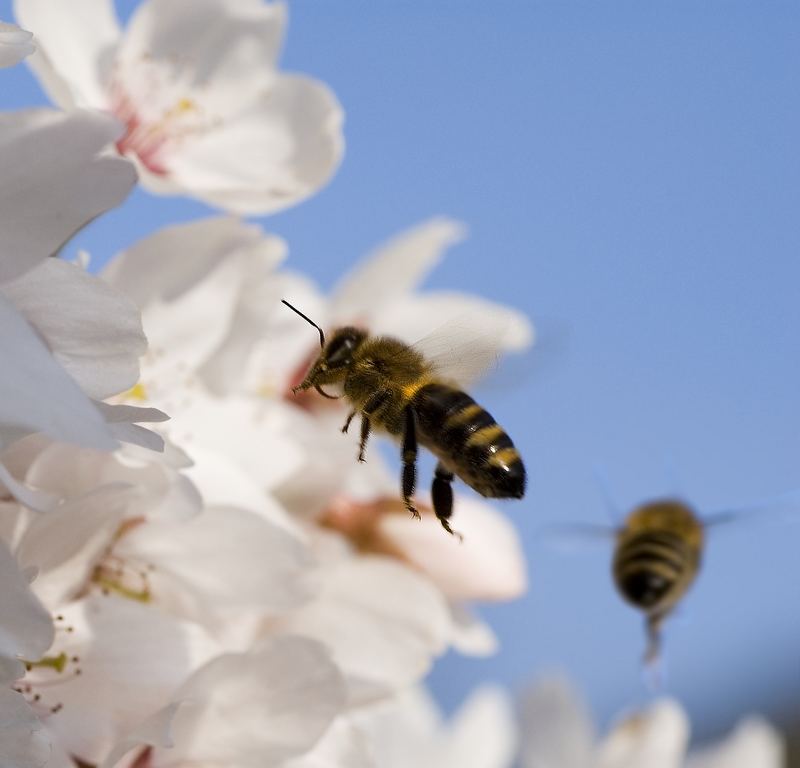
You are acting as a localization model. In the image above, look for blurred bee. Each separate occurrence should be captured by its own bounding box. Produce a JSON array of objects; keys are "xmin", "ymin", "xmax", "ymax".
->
[
  {"xmin": 281, "ymin": 299, "xmax": 526, "ymax": 539},
  {"xmin": 612, "ymin": 498, "xmax": 703, "ymax": 667},
  {"xmin": 551, "ymin": 488, "xmax": 798, "ymax": 673}
]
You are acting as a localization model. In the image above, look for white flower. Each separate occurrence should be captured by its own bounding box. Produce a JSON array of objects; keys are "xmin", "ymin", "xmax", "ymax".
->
[
  {"xmin": 519, "ymin": 678, "xmax": 785, "ymax": 768},
  {"xmin": 357, "ymin": 684, "xmax": 517, "ymax": 768},
  {"xmin": 0, "ymin": 21, "xmax": 34, "ymax": 67},
  {"xmin": 16, "ymin": 0, "xmax": 344, "ymax": 214}
]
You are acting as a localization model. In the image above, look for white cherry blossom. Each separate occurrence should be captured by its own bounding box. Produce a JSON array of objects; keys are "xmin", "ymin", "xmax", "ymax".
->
[
  {"xmin": 16, "ymin": 0, "xmax": 344, "ymax": 214},
  {"xmin": 520, "ymin": 678, "xmax": 785, "ymax": 768},
  {"xmin": 0, "ymin": 20, "xmax": 34, "ymax": 67}
]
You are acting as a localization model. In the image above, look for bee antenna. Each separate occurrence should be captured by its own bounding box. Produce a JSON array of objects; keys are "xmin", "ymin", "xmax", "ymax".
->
[{"xmin": 281, "ymin": 299, "xmax": 325, "ymax": 348}]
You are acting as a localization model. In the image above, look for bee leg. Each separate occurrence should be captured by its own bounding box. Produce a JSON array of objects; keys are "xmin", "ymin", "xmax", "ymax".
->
[
  {"xmin": 401, "ymin": 406, "xmax": 420, "ymax": 519},
  {"xmin": 432, "ymin": 464, "xmax": 463, "ymax": 541},
  {"xmin": 341, "ymin": 411, "xmax": 357, "ymax": 434},
  {"xmin": 356, "ymin": 390, "xmax": 391, "ymax": 462}
]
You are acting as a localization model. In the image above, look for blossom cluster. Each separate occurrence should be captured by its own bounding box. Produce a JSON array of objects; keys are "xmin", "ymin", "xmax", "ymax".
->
[{"xmin": 0, "ymin": 2, "xmax": 786, "ymax": 767}]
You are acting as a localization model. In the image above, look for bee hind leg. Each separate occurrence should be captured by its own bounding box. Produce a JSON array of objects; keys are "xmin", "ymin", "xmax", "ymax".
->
[
  {"xmin": 401, "ymin": 406, "xmax": 420, "ymax": 519},
  {"xmin": 432, "ymin": 464, "xmax": 463, "ymax": 541}
]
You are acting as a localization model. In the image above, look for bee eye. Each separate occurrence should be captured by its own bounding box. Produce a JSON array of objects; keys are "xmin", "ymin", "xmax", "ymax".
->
[{"xmin": 326, "ymin": 336, "xmax": 356, "ymax": 368}]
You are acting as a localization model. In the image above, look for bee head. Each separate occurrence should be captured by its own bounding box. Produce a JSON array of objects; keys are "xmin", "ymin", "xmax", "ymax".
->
[{"xmin": 282, "ymin": 300, "xmax": 369, "ymax": 399}]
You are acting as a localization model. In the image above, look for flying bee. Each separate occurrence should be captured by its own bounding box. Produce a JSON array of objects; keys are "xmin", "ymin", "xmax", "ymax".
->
[
  {"xmin": 612, "ymin": 498, "xmax": 704, "ymax": 667},
  {"xmin": 281, "ymin": 299, "xmax": 526, "ymax": 539}
]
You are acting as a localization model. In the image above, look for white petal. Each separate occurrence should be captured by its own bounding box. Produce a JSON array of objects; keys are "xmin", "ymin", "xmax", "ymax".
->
[
  {"xmin": 0, "ymin": 460, "xmax": 58, "ymax": 512},
  {"xmin": 0, "ymin": 295, "xmax": 116, "ymax": 452},
  {"xmin": 379, "ymin": 495, "xmax": 527, "ymax": 601},
  {"xmin": 118, "ymin": 0, "xmax": 285, "ymax": 101},
  {"xmin": 94, "ymin": 403, "xmax": 167, "ymax": 452},
  {"xmin": 284, "ymin": 718, "xmax": 373, "ymax": 768},
  {"xmin": 0, "ymin": 538, "xmax": 53, "ymax": 664},
  {"xmin": 13, "ymin": 0, "xmax": 120, "ymax": 107},
  {"xmin": 16, "ymin": 484, "xmax": 130, "ymax": 609},
  {"xmin": 3, "ymin": 259, "xmax": 146, "ymax": 399},
  {"xmin": 115, "ymin": 506, "xmax": 317, "ymax": 638},
  {"xmin": 40, "ymin": 596, "xmax": 219, "ymax": 765},
  {"xmin": 0, "ymin": 109, "xmax": 134, "ymax": 283},
  {"xmin": 100, "ymin": 702, "xmax": 180, "ymax": 768},
  {"xmin": 163, "ymin": 635, "xmax": 346, "ymax": 767},
  {"xmin": 279, "ymin": 556, "xmax": 450, "ymax": 703},
  {"xmin": 686, "ymin": 718, "xmax": 785, "ymax": 768},
  {"xmin": 447, "ymin": 604, "xmax": 498, "ymax": 657},
  {"xmin": 595, "ymin": 700, "xmax": 689, "ymax": 768},
  {"xmin": 0, "ymin": 21, "xmax": 35, "ymax": 68},
  {"xmin": 519, "ymin": 677, "xmax": 595, "ymax": 768},
  {"xmin": 0, "ymin": 687, "xmax": 50, "ymax": 768},
  {"xmin": 162, "ymin": 74, "xmax": 344, "ymax": 215},
  {"xmin": 331, "ymin": 218, "xmax": 467, "ymax": 323}
]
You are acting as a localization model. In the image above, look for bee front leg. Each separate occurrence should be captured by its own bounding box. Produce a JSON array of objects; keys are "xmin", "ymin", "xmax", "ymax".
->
[
  {"xmin": 432, "ymin": 463, "xmax": 463, "ymax": 541},
  {"xmin": 401, "ymin": 406, "xmax": 420, "ymax": 520},
  {"xmin": 341, "ymin": 411, "xmax": 357, "ymax": 434}
]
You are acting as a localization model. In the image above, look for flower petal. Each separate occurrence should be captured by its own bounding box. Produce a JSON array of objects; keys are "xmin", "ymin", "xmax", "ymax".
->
[
  {"xmin": 94, "ymin": 403, "xmax": 167, "ymax": 452},
  {"xmin": 163, "ymin": 635, "xmax": 347, "ymax": 767},
  {"xmin": 595, "ymin": 700, "xmax": 689, "ymax": 768},
  {"xmin": 519, "ymin": 677, "xmax": 595, "ymax": 768},
  {"xmin": 0, "ymin": 537, "xmax": 53, "ymax": 665},
  {"xmin": 686, "ymin": 717, "xmax": 785, "ymax": 768},
  {"xmin": 2, "ymin": 259, "xmax": 146, "ymax": 399},
  {"xmin": 378, "ymin": 495, "xmax": 528, "ymax": 601},
  {"xmin": 100, "ymin": 702, "xmax": 180, "ymax": 768},
  {"xmin": 0, "ymin": 687, "xmax": 50, "ymax": 768},
  {"xmin": 0, "ymin": 21, "xmax": 35, "ymax": 68},
  {"xmin": 330, "ymin": 218, "xmax": 467, "ymax": 323},
  {"xmin": 0, "ymin": 109, "xmax": 134, "ymax": 283},
  {"xmin": 0, "ymin": 294, "xmax": 116, "ymax": 453},
  {"xmin": 279, "ymin": 555, "xmax": 450, "ymax": 704},
  {"xmin": 162, "ymin": 74, "xmax": 344, "ymax": 215},
  {"xmin": 284, "ymin": 718, "xmax": 372, "ymax": 768},
  {"xmin": 13, "ymin": 0, "xmax": 120, "ymax": 107}
]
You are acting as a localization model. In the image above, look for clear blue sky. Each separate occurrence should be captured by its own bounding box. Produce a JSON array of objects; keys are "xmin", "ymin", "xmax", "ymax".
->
[{"xmin": 2, "ymin": 0, "xmax": 800, "ymax": 743}]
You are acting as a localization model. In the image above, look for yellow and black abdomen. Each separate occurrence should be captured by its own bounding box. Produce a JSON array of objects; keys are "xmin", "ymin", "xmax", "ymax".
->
[
  {"xmin": 612, "ymin": 529, "xmax": 700, "ymax": 614},
  {"xmin": 413, "ymin": 382, "xmax": 526, "ymax": 499}
]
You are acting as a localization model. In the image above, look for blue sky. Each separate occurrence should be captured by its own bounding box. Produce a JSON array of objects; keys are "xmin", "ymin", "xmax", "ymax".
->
[{"xmin": 2, "ymin": 0, "xmax": 800, "ymax": 743}]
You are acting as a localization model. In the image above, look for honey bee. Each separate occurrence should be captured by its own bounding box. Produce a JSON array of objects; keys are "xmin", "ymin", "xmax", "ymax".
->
[
  {"xmin": 612, "ymin": 498, "xmax": 704, "ymax": 667},
  {"xmin": 281, "ymin": 299, "xmax": 526, "ymax": 538}
]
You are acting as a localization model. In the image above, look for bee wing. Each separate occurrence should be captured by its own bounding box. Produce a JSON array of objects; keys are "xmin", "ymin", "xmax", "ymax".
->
[
  {"xmin": 538, "ymin": 522, "xmax": 617, "ymax": 553},
  {"xmin": 411, "ymin": 315, "xmax": 523, "ymax": 388},
  {"xmin": 703, "ymin": 489, "xmax": 800, "ymax": 530}
]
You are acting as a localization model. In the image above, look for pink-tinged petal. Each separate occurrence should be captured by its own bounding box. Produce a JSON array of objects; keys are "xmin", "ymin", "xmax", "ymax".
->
[
  {"xmin": 14, "ymin": 0, "xmax": 120, "ymax": 107},
  {"xmin": 162, "ymin": 74, "xmax": 344, "ymax": 215},
  {"xmin": 331, "ymin": 218, "xmax": 467, "ymax": 324},
  {"xmin": 379, "ymin": 496, "xmax": 527, "ymax": 601},
  {"xmin": 520, "ymin": 678, "xmax": 595, "ymax": 768},
  {"xmin": 0, "ymin": 538, "xmax": 54, "ymax": 664},
  {"xmin": 686, "ymin": 718, "xmax": 785, "ymax": 768},
  {"xmin": 279, "ymin": 556, "xmax": 450, "ymax": 704},
  {"xmin": 115, "ymin": 506, "xmax": 317, "ymax": 636},
  {"xmin": 94, "ymin": 403, "xmax": 167, "ymax": 452},
  {"xmin": 3, "ymin": 259, "xmax": 146, "ymax": 399},
  {"xmin": 117, "ymin": 0, "xmax": 285, "ymax": 102},
  {"xmin": 0, "ymin": 687, "xmax": 51, "ymax": 768},
  {"xmin": 0, "ymin": 295, "xmax": 116, "ymax": 453},
  {"xmin": 163, "ymin": 635, "xmax": 347, "ymax": 767},
  {"xmin": 595, "ymin": 700, "xmax": 688, "ymax": 768},
  {"xmin": 0, "ymin": 109, "xmax": 135, "ymax": 283},
  {"xmin": 100, "ymin": 702, "xmax": 180, "ymax": 768},
  {"xmin": 0, "ymin": 21, "xmax": 35, "ymax": 68},
  {"xmin": 40, "ymin": 596, "xmax": 219, "ymax": 765}
]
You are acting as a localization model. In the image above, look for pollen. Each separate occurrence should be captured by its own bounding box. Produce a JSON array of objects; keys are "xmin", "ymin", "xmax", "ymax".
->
[{"xmin": 125, "ymin": 381, "xmax": 149, "ymax": 401}]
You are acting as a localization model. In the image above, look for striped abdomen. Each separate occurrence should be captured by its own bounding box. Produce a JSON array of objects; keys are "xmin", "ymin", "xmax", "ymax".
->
[
  {"xmin": 413, "ymin": 382, "xmax": 525, "ymax": 499},
  {"xmin": 612, "ymin": 529, "xmax": 701, "ymax": 614}
]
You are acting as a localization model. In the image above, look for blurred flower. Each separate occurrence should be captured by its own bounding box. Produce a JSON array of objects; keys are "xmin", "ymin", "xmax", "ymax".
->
[
  {"xmin": 16, "ymin": 0, "xmax": 344, "ymax": 214},
  {"xmin": 520, "ymin": 678, "xmax": 785, "ymax": 768},
  {"xmin": 0, "ymin": 20, "xmax": 34, "ymax": 67}
]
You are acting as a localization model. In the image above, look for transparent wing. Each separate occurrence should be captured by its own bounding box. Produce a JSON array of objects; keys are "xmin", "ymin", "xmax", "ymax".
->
[
  {"xmin": 703, "ymin": 488, "xmax": 800, "ymax": 530},
  {"xmin": 537, "ymin": 522, "xmax": 617, "ymax": 553},
  {"xmin": 411, "ymin": 316, "xmax": 514, "ymax": 388}
]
